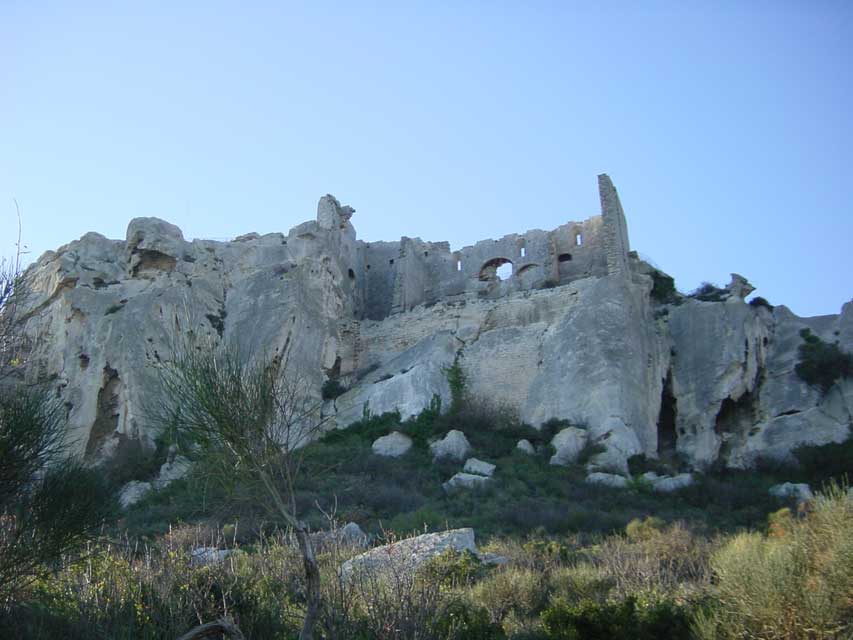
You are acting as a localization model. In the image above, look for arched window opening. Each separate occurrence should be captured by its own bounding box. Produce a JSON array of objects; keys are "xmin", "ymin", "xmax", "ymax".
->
[
  {"xmin": 347, "ymin": 268, "xmax": 355, "ymax": 280},
  {"xmin": 479, "ymin": 257, "xmax": 514, "ymax": 282},
  {"xmin": 575, "ymin": 233, "xmax": 583, "ymax": 246},
  {"xmin": 558, "ymin": 253, "xmax": 573, "ymax": 263}
]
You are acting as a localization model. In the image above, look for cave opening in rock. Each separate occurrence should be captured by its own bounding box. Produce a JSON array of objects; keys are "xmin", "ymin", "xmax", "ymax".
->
[
  {"xmin": 657, "ymin": 370, "xmax": 677, "ymax": 454},
  {"xmin": 714, "ymin": 391, "xmax": 757, "ymax": 461}
]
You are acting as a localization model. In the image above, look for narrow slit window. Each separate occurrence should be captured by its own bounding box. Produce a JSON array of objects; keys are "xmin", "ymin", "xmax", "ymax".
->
[
  {"xmin": 456, "ymin": 260, "xmax": 462, "ymax": 271},
  {"xmin": 521, "ymin": 247, "xmax": 527, "ymax": 258},
  {"xmin": 575, "ymin": 233, "xmax": 583, "ymax": 246}
]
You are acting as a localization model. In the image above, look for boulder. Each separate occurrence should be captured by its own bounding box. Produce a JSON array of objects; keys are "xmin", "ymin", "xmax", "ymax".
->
[
  {"xmin": 341, "ymin": 528, "xmax": 478, "ymax": 578},
  {"xmin": 153, "ymin": 454, "xmax": 191, "ymax": 490},
  {"xmin": 371, "ymin": 431, "xmax": 413, "ymax": 458},
  {"xmin": 312, "ymin": 522, "xmax": 369, "ymax": 549},
  {"xmin": 585, "ymin": 472, "xmax": 628, "ymax": 489},
  {"xmin": 430, "ymin": 430, "xmax": 471, "ymax": 462},
  {"xmin": 191, "ymin": 547, "xmax": 231, "ymax": 565},
  {"xmin": 769, "ymin": 482, "xmax": 814, "ymax": 502},
  {"xmin": 549, "ymin": 427, "xmax": 588, "ymax": 466},
  {"xmin": 463, "ymin": 457, "xmax": 496, "ymax": 477},
  {"xmin": 516, "ymin": 439, "xmax": 536, "ymax": 455},
  {"xmin": 652, "ymin": 473, "xmax": 694, "ymax": 493},
  {"xmin": 118, "ymin": 480, "xmax": 152, "ymax": 509},
  {"xmin": 443, "ymin": 473, "xmax": 491, "ymax": 492}
]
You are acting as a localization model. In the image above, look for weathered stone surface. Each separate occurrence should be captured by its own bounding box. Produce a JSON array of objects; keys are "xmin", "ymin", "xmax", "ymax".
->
[
  {"xmin": 651, "ymin": 473, "xmax": 694, "ymax": 493},
  {"xmin": 585, "ymin": 472, "xmax": 628, "ymax": 488},
  {"xmin": 769, "ymin": 482, "xmax": 814, "ymax": 502},
  {"xmin": 191, "ymin": 547, "xmax": 231, "ymax": 565},
  {"xmin": 118, "ymin": 480, "xmax": 152, "ymax": 509},
  {"xmin": 153, "ymin": 455, "xmax": 191, "ymax": 490},
  {"xmin": 430, "ymin": 430, "xmax": 471, "ymax": 462},
  {"xmin": 7, "ymin": 175, "xmax": 850, "ymax": 478},
  {"xmin": 341, "ymin": 528, "xmax": 478, "ymax": 578},
  {"xmin": 516, "ymin": 439, "xmax": 536, "ymax": 455},
  {"xmin": 443, "ymin": 472, "xmax": 491, "ymax": 491},
  {"xmin": 371, "ymin": 431, "xmax": 413, "ymax": 458},
  {"xmin": 463, "ymin": 457, "xmax": 496, "ymax": 477},
  {"xmin": 549, "ymin": 427, "xmax": 588, "ymax": 466}
]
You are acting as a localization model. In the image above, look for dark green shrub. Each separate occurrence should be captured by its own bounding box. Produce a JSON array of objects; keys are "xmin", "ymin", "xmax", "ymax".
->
[
  {"xmin": 689, "ymin": 282, "xmax": 727, "ymax": 302},
  {"xmin": 436, "ymin": 598, "xmax": 506, "ymax": 640},
  {"xmin": 541, "ymin": 596, "xmax": 693, "ymax": 640},
  {"xmin": 794, "ymin": 328, "xmax": 853, "ymax": 393},
  {"xmin": 321, "ymin": 379, "xmax": 346, "ymax": 400},
  {"xmin": 650, "ymin": 271, "xmax": 677, "ymax": 304},
  {"xmin": 748, "ymin": 296, "xmax": 774, "ymax": 311},
  {"xmin": 792, "ymin": 437, "xmax": 853, "ymax": 485}
]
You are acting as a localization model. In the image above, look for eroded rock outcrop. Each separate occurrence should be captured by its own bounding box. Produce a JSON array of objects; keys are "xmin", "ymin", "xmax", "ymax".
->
[{"xmin": 5, "ymin": 174, "xmax": 849, "ymax": 475}]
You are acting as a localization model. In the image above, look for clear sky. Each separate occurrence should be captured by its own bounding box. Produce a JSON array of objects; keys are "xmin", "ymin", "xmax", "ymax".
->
[{"xmin": 2, "ymin": 1, "xmax": 851, "ymax": 317}]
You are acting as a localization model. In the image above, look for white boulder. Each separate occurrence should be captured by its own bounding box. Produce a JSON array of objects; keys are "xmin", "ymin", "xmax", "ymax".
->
[
  {"xmin": 341, "ymin": 528, "xmax": 478, "ymax": 578},
  {"xmin": 585, "ymin": 472, "xmax": 628, "ymax": 489},
  {"xmin": 443, "ymin": 473, "xmax": 491, "ymax": 492},
  {"xmin": 118, "ymin": 480, "xmax": 152, "ymax": 509},
  {"xmin": 516, "ymin": 439, "xmax": 536, "ymax": 455},
  {"xmin": 153, "ymin": 454, "xmax": 191, "ymax": 490},
  {"xmin": 430, "ymin": 430, "xmax": 471, "ymax": 461},
  {"xmin": 549, "ymin": 427, "xmax": 588, "ymax": 466},
  {"xmin": 372, "ymin": 431, "xmax": 414, "ymax": 458},
  {"xmin": 652, "ymin": 473, "xmax": 694, "ymax": 493},
  {"xmin": 191, "ymin": 547, "xmax": 231, "ymax": 565},
  {"xmin": 769, "ymin": 482, "xmax": 814, "ymax": 502},
  {"xmin": 463, "ymin": 457, "xmax": 496, "ymax": 477}
]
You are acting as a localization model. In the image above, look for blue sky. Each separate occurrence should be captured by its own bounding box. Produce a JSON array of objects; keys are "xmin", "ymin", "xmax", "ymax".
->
[{"xmin": 2, "ymin": 1, "xmax": 851, "ymax": 317}]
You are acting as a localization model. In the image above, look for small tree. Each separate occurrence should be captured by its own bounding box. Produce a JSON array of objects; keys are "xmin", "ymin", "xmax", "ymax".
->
[
  {"xmin": 159, "ymin": 335, "xmax": 327, "ymax": 640},
  {"xmin": 0, "ymin": 388, "xmax": 115, "ymax": 608},
  {"xmin": 0, "ymin": 201, "xmax": 28, "ymax": 378},
  {"xmin": 0, "ymin": 208, "xmax": 114, "ymax": 609}
]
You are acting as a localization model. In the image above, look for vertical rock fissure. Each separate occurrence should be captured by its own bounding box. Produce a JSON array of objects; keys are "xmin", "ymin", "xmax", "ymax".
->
[
  {"xmin": 85, "ymin": 365, "xmax": 122, "ymax": 458},
  {"xmin": 657, "ymin": 369, "xmax": 678, "ymax": 454}
]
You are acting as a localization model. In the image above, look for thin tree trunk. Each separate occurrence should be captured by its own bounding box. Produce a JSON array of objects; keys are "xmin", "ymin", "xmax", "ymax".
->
[{"xmin": 295, "ymin": 524, "xmax": 321, "ymax": 640}]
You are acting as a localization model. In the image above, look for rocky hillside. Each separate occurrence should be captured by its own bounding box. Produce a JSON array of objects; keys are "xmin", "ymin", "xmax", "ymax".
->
[{"xmin": 6, "ymin": 175, "xmax": 852, "ymax": 478}]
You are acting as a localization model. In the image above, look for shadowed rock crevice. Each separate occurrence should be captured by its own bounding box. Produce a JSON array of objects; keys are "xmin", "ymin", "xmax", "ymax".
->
[
  {"xmin": 85, "ymin": 365, "xmax": 122, "ymax": 458},
  {"xmin": 130, "ymin": 250, "xmax": 177, "ymax": 277},
  {"xmin": 657, "ymin": 370, "xmax": 678, "ymax": 454},
  {"xmin": 714, "ymin": 390, "xmax": 758, "ymax": 462}
]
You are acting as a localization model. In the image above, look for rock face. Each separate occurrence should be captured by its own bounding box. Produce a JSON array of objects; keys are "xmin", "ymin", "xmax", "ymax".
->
[
  {"xmin": 430, "ymin": 430, "xmax": 471, "ymax": 462},
  {"xmin": 371, "ymin": 431, "xmax": 413, "ymax": 458},
  {"xmin": 5, "ymin": 174, "xmax": 850, "ymax": 475}
]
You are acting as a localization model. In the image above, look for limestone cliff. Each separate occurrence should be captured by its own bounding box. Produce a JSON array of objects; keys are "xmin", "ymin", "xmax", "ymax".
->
[{"xmin": 5, "ymin": 176, "xmax": 850, "ymax": 472}]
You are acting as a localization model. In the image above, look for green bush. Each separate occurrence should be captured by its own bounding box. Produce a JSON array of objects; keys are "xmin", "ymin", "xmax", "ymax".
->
[
  {"xmin": 748, "ymin": 296, "xmax": 774, "ymax": 310},
  {"xmin": 436, "ymin": 598, "xmax": 506, "ymax": 640},
  {"xmin": 624, "ymin": 516, "xmax": 665, "ymax": 542},
  {"xmin": 689, "ymin": 282, "xmax": 727, "ymax": 302},
  {"xmin": 698, "ymin": 484, "xmax": 853, "ymax": 639},
  {"xmin": 321, "ymin": 379, "xmax": 347, "ymax": 400},
  {"xmin": 650, "ymin": 271, "xmax": 677, "ymax": 304},
  {"xmin": 794, "ymin": 328, "xmax": 853, "ymax": 393},
  {"xmin": 792, "ymin": 437, "xmax": 853, "ymax": 485},
  {"xmin": 541, "ymin": 596, "xmax": 693, "ymax": 640}
]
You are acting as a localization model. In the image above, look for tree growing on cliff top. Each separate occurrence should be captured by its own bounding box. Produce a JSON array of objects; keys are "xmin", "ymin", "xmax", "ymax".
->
[{"xmin": 158, "ymin": 335, "xmax": 327, "ymax": 640}]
